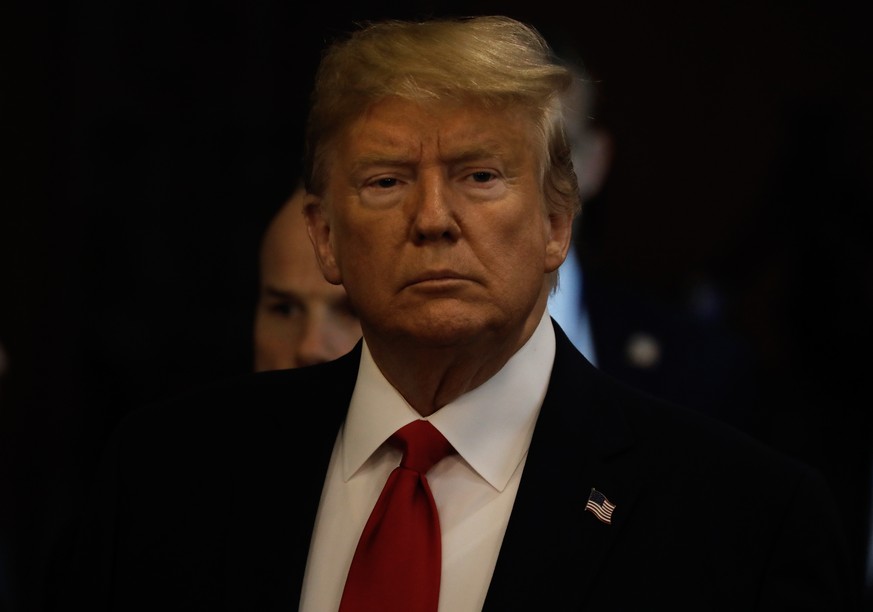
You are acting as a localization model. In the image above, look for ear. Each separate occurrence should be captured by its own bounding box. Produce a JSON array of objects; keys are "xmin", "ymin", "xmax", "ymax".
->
[
  {"xmin": 303, "ymin": 196, "xmax": 343, "ymax": 285},
  {"xmin": 544, "ymin": 211, "xmax": 574, "ymax": 274}
]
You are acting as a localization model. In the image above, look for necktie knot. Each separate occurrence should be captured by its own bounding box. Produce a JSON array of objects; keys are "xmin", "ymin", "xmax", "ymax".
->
[{"xmin": 391, "ymin": 420, "xmax": 454, "ymax": 474}]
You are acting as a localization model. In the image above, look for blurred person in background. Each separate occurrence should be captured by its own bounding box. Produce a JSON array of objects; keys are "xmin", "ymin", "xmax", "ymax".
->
[
  {"xmin": 253, "ymin": 180, "xmax": 362, "ymax": 371},
  {"xmin": 548, "ymin": 47, "xmax": 763, "ymax": 436}
]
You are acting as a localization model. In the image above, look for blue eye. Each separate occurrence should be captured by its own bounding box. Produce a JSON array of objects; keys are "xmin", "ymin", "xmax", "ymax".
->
[
  {"xmin": 375, "ymin": 177, "xmax": 398, "ymax": 188},
  {"xmin": 471, "ymin": 171, "xmax": 494, "ymax": 182}
]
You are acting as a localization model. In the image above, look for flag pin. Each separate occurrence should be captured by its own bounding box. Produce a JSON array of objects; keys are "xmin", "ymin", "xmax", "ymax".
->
[{"xmin": 585, "ymin": 488, "xmax": 616, "ymax": 525}]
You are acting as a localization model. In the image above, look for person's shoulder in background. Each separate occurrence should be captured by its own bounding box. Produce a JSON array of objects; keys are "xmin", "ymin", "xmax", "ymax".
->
[{"xmin": 582, "ymin": 271, "xmax": 764, "ymax": 434}]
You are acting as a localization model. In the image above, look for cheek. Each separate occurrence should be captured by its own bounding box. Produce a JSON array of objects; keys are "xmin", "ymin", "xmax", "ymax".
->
[
  {"xmin": 254, "ymin": 312, "xmax": 278, "ymax": 341},
  {"xmin": 334, "ymin": 216, "xmax": 398, "ymax": 278},
  {"xmin": 496, "ymin": 210, "xmax": 550, "ymax": 259},
  {"xmin": 335, "ymin": 319, "xmax": 363, "ymax": 345},
  {"xmin": 255, "ymin": 326, "xmax": 288, "ymax": 361}
]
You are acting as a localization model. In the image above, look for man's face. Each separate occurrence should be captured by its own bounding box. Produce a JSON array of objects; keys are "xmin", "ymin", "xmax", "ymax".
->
[
  {"xmin": 307, "ymin": 97, "xmax": 571, "ymax": 349},
  {"xmin": 254, "ymin": 189, "xmax": 362, "ymax": 371}
]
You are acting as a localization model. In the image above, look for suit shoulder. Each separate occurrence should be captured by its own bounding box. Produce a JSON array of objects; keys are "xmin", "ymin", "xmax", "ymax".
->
[
  {"xmin": 621, "ymin": 380, "xmax": 831, "ymax": 514},
  {"xmin": 553, "ymin": 335, "xmax": 818, "ymax": 486}
]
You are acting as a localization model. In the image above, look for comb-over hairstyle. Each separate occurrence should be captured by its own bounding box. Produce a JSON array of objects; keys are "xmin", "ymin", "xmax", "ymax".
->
[{"xmin": 302, "ymin": 15, "xmax": 581, "ymax": 224}]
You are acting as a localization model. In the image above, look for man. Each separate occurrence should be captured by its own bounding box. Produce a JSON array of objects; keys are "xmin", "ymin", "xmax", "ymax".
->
[
  {"xmin": 253, "ymin": 181, "xmax": 361, "ymax": 371},
  {"xmin": 61, "ymin": 15, "xmax": 854, "ymax": 611}
]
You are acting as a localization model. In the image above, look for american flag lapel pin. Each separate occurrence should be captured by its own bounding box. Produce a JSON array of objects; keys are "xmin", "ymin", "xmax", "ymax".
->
[{"xmin": 585, "ymin": 488, "xmax": 616, "ymax": 525}]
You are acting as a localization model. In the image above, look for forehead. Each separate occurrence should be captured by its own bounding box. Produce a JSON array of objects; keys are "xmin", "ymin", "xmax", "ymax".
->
[
  {"xmin": 262, "ymin": 204, "xmax": 315, "ymax": 270},
  {"xmin": 338, "ymin": 97, "xmax": 541, "ymax": 166},
  {"xmin": 261, "ymin": 222, "xmax": 343, "ymax": 297}
]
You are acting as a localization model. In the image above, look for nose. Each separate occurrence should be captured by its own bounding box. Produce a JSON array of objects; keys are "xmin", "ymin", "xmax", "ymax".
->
[{"xmin": 410, "ymin": 176, "xmax": 460, "ymax": 244}]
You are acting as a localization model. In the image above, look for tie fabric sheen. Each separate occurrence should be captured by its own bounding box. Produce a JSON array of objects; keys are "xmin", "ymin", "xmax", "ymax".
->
[{"xmin": 339, "ymin": 420, "xmax": 455, "ymax": 612}]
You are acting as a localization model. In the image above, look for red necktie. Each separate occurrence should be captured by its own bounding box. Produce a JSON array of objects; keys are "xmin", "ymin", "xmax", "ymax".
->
[{"xmin": 339, "ymin": 420, "xmax": 455, "ymax": 612}]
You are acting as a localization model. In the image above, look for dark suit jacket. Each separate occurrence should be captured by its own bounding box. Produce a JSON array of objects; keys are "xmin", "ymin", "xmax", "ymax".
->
[{"xmin": 59, "ymin": 322, "xmax": 855, "ymax": 611}]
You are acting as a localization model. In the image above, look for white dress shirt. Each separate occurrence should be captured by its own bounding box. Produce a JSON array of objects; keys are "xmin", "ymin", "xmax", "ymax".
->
[{"xmin": 298, "ymin": 309, "xmax": 556, "ymax": 612}]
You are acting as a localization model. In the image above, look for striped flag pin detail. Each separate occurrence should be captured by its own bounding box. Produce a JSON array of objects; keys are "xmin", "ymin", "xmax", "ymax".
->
[{"xmin": 585, "ymin": 488, "xmax": 616, "ymax": 525}]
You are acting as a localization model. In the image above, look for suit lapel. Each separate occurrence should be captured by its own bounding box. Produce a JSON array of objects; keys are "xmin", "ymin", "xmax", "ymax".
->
[
  {"xmin": 223, "ymin": 343, "xmax": 362, "ymax": 611},
  {"xmin": 484, "ymin": 325, "xmax": 647, "ymax": 609}
]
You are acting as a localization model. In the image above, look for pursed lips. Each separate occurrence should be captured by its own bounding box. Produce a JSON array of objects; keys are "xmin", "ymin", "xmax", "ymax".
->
[{"xmin": 404, "ymin": 270, "xmax": 472, "ymax": 288}]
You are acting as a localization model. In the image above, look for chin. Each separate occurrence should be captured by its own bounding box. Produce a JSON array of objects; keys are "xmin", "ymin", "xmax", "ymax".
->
[
  {"xmin": 391, "ymin": 307, "xmax": 505, "ymax": 348},
  {"xmin": 409, "ymin": 326, "xmax": 477, "ymax": 347}
]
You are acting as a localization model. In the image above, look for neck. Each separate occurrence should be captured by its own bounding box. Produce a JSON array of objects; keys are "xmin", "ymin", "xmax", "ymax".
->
[{"xmin": 364, "ymin": 297, "xmax": 549, "ymax": 417}]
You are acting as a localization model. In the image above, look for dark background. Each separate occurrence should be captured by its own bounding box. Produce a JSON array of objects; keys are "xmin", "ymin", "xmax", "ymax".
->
[{"xmin": 2, "ymin": 1, "xmax": 872, "ymax": 610}]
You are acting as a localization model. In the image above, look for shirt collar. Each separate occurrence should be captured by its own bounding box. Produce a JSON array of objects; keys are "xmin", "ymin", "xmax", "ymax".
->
[{"xmin": 342, "ymin": 309, "xmax": 556, "ymax": 491}]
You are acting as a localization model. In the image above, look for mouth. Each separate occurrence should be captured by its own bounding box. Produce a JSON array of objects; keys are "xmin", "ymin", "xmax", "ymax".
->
[{"xmin": 405, "ymin": 270, "xmax": 472, "ymax": 289}]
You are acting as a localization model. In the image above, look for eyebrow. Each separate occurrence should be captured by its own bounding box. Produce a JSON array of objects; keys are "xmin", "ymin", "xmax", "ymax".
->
[
  {"xmin": 351, "ymin": 146, "xmax": 509, "ymax": 172},
  {"xmin": 443, "ymin": 147, "xmax": 508, "ymax": 165},
  {"xmin": 261, "ymin": 285, "xmax": 298, "ymax": 300},
  {"xmin": 350, "ymin": 154, "xmax": 417, "ymax": 174}
]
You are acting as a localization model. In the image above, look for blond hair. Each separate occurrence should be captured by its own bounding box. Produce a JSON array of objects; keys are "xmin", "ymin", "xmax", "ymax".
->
[{"xmin": 302, "ymin": 15, "xmax": 581, "ymax": 222}]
